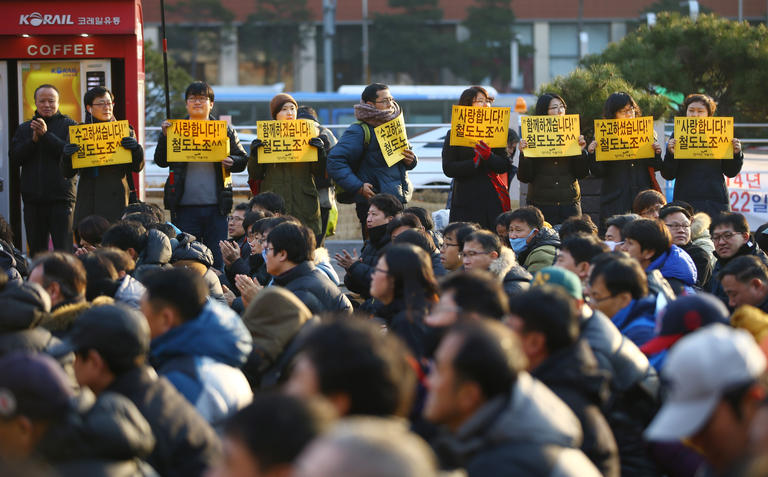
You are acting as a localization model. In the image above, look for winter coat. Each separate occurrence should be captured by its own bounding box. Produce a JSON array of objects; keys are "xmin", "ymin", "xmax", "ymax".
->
[
  {"xmin": 149, "ymin": 300, "xmax": 253, "ymax": 428},
  {"xmin": 154, "ymin": 120, "xmax": 247, "ymax": 216},
  {"xmin": 661, "ymin": 144, "xmax": 743, "ymax": 218},
  {"xmin": 588, "ymin": 151, "xmax": 662, "ymax": 225},
  {"xmin": 344, "ymin": 223, "xmax": 390, "ymax": 297},
  {"xmin": 375, "ymin": 297, "xmax": 430, "ymax": 360},
  {"xmin": 327, "ymin": 122, "xmax": 416, "ymax": 204},
  {"xmin": 488, "ymin": 247, "xmax": 532, "ymax": 299},
  {"xmin": 170, "ymin": 233, "xmax": 226, "ymax": 304},
  {"xmin": 272, "ymin": 261, "xmax": 353, "ymax": 315},
  {"xmin": 0, "ymin": 281, "xmax": 62, "ymax": 359},
  {"xmin": 249, "ymin": 141, "xmax": 325, "ymax": 237},
  {"xmin": 709, "ymin": 240, "xmax": 768, "ymax": 307},
  {"xmin": 105, "ymin": 365, "xmax": 222, "ymax": 477},
  {"xmin": 517, "ymin": 149, "xmax": 590, "ymax": 206},
  {"xmin": 681, "ymin": 241, "xmax": 713, "ymax": 288},
  {"xmin": 610, "ymin": 296, "xmax": 658, "ymax": 347},
  {"xmin": 0, "ymin": 238, "xmax": 27, "ymax": 282},
  {"xmin": 516, "ymin": 227, "xmax": 561, "ymax": 275},
  {"xmin": 646, "ymin": 245, "xmax": 698, "ymax": 296},
  {"xmin": 114, "ymin": 275, "xmax": 146, "ymax": 310},
  {"xmin": 579, "ymin": 307, "xmax": 662, "ymax": 477},
  {"xmin": 442, "ymin": 133, "xmax": 514, "ymax": 230},
  {"xmin": 532, "ymin": 340, "xmax": 620, "ymax": 477},
  {"xmin": 38, "ymin": 391, "xmax": 158, "ymax": 477},
  {"xmin": 41, "ymin": 296, "xmax": 114, "ymax": 336},
  {"xmin": 62, "ymin": 123, "xmax": 145, "ymax": 224},
  {"xmin": 432, "ymin": 373, "xmax": 601, "ymax": 477},
  {"xmin": 134, "ymin": 229, "xmax": 173, "ymax": 283},
  {"xmin": 10, "ymin": 110, "xmax": 77, "ymax": 203}
]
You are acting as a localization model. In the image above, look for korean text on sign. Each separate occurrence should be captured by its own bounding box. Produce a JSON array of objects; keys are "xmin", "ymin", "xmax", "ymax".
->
[
  {"xmin": 449, "ymin": 106, "xmax": 510, "ymax": 148},
  {"xmin": 375, "ymin": 114, "xmax": 409, "ymax": 167},
  {"xmin": 594, "ymin": 117, "xmax": 655, "ymax": 162},
  {"xmin": 727, "ymin": 172, "xmax": 767, "ymax": 229},
  {"xmin": 256, "ymin": 119, "xmax": 319, "ymax": 164},
  {"xmin": 520, "ymin": 114, "xmax": 582, "ymax": 158},
  {"xmin": 673, "ymin": 116, "xmax": 733, "ymax": 160},
  {"xmin": 167, "ymin": 120, "xmax": 230, "ymax": 163},
  {"xmin": 69, "ymin": 120, "xmax": 131, "ymax": 169}
]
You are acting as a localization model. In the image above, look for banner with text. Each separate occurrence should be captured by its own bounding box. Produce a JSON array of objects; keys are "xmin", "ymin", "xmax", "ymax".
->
[
  {"xmin": 594, "ymin": 117, "xmax": 655, "ymax": 161},
  {"xmin": 167, "ymin": 120, "xmax": 229, "ymax": 163},
  {"xmin": 69, "ymin": 120, "xmax": 131, "ymax": 168},
  {"xmin": 256, "ymin": 119, "xmax": 319, "ymax": 164},
  {"xmin": 374, "ymin": 114, "xmax": 409, "ymax": 167},
  {"xmin": 726, "ymin": 171, "xmax": 768, "ymax": 229},
  {"xmin": 449, "ymin": 106, "xmax": 510, "ymax": 148},
  {"xmin": 673, "ymin": 116, "xmax": 734, "ymax": 160},
  {"xmin": 521, "ymin": 114, "xmax": 581, "ymax": 157}
]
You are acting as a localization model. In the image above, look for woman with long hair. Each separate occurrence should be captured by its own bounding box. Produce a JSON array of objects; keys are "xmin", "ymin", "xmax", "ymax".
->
[
  {"xmin": 370, "ymin": 243, "xmax": 439, "ymax": 359},
  {"xmin": 517, "ymin": 93, "xmax": 589, "ymax": 225},
  {"xmin": 661, "ymin": 93, "xmax": 743, "ymax": 218},
  {"xmin": 442, "ymin": 86, "xmax": 515, "ymax": 230},
  {"xmin": 587, "ymin": 92, "xmax": 663, "ymax": 227}
]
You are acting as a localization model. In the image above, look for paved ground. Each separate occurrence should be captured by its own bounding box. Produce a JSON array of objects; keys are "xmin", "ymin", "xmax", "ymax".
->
[{"xmin": 324, "ymin": 239, "xmax": 363, "ymax": 283}]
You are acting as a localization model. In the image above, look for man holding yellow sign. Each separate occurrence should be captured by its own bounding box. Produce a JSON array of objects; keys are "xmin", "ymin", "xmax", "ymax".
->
[
  {"xmin": 62, "ymin": 86, "xmax": 145, "ymax": 225},
  {"xmin": 517, "ymin": 93, "xmax": 589, "ymax": 225},
  {"xmin": 661, "ymin": 94, "xmax": 744, "ymax": 218},
  {"xmin": 249, "ymin": 93, "xmax": 327, "ymax": 237},
  {"xmin": 154, "ymin": 81, "xmax": 248, "ymax": 269}
]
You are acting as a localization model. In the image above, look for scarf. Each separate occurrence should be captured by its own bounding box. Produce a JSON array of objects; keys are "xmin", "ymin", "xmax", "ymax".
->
[{"xmin": 354, "ymin": 101, "xmax": 402, "ymax": 128}]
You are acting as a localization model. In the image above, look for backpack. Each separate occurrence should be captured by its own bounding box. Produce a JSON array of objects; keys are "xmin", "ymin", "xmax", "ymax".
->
[{"xmin": 335, "ymin": 121, "xmax": 371, "ymax": 204}]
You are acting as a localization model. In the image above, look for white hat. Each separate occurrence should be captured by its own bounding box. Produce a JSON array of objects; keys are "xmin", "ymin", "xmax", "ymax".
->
[{"xmin": 645, "ymin": 323, "xmax": 766, "ymax": 441}]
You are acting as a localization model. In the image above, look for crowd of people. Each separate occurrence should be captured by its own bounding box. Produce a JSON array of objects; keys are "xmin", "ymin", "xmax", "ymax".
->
[{"xmin": 2, "ymin": 80, "xmax": 767, "ymax": 477}]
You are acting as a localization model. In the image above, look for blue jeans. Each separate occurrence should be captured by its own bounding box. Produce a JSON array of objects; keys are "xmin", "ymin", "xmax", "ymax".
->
[{"xmin": 174, "ymin": 205, "xmax": 226, "ymax": 270}]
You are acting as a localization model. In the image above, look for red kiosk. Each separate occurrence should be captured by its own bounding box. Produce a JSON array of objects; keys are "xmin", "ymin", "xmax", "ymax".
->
[{"xmin": 0, "ymin": 0, "xmax": 144, "ymax": 250}]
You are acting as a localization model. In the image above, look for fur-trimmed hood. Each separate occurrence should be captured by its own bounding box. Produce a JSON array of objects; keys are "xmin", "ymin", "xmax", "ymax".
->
[{"xmin": 488, "ymin": 248, "xmax": 517, "ymax": 279}]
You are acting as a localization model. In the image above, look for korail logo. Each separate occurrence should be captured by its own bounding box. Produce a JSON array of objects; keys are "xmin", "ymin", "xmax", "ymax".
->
[{"xmin": 19, "ymin": 12, "xmax": 74, "ymax": 26}]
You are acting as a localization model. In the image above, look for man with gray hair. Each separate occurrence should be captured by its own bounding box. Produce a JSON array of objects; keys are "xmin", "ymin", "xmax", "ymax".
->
[{"xmin": 293, "ymin": 418, "xmax": 438, "ymax": 477}]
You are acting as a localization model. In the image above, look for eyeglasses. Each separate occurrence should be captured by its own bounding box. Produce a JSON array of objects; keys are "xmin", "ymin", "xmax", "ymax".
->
[
  {"xmin": 462, "ymin": 250, "xmax": 491, "ymax": 258},
  {"xmin": 227, "ymin": 215, "xmax": 244, "ymax": 223},
  {"xmin": 375, "ymin": 97, "xmax": 395, "ymax": 105},
  {"xmin": 91, "ymin": 101, "xmax": 114, "ymax": 108},
  {"xmin": 440, "ymin": 241, "xmax": 459, "ymax": 250},
  {"xmin": 264, "ymin": 246, "xmax": 274, "ymax": 254},
  {"xmin": 665, "ymin": 222, "xmax": 690, "ymax": 230},
  {"xmin": 374, "ymin": 267, "xmax": 391, "ymax": 275},
  {"xmin": 712, "ymin": 231, "xmax": 740, "ymax": 243},
  {"xmin": 587, "ymin": 293, "xmax": 616, "ymax": 305},
  {"xmin": 187, "ymin": 96, "xmax": 210, "ymax": 104},
  {"xmin": 473, "ymin": 98, "xmax": 495, "ymax": 106}
]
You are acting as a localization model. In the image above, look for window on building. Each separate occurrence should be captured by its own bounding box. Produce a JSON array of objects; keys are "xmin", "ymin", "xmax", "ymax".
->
[{"xmin": 549, "ymin": 23, "xmax": 611, "ymax": 80}]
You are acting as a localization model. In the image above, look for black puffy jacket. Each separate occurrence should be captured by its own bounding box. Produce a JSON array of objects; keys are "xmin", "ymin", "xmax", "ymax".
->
[
  {"xmin": 344, "ymin": 223, "xmax": 390, "ymax": 297},
  {"xmin": 273, "ymin": 261, "xmax": 353, "ymax": 314},
  {"xmin": 517, "ymin": 149, "xmax": 590, "ymax": 205}
]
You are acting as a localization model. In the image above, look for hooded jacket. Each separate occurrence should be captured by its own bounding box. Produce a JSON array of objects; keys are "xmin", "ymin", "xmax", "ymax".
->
[
  {"xmin": 10, "ymin": 110, "xmax": 78, "ymax": 203},
  {"xmin": 433, "ymin": 372, "xmax": 601, "ymax": 477},
  {"xmin": 488, "ymin": 247, "xmax": 532, "ymax": 298},
  {"xmin": 646, "ymin": 244, "xmax": 697, "ymax": 296},
  {"xmin": 532, "ymin": 340, "xmax": 620, "ymax": 477},
  {"xmin": 149, "ymin": 300, "xmax": 253, "ymax": 428},
  {"xmin": 516, "ymin": 227, "xmax": 561, "ymax": 275},
  {"xmin": 272, "ymin": 261, "xmax": 353, "ymax": 315},
  {"xmin": 170, "ymin": 233, "xmax": 225, "ymax": 304},
  {"xmin": 611, "ymin": 296, "xmax": 658, "ymax": 348}
]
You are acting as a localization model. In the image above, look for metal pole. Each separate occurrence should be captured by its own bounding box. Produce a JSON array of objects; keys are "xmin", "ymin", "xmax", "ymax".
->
[
  {"xmin": 739, "ymin": 0, "xmax": 743, "ymax": 22},
  {"xmin": 577, "ymin": 0, "xmax": 584, "ymax": 59},
  {"xmin": 159, "ymin": 0, "xmax": 171, "ymax": 119},
  {"xmin": 510, "ymin": 36, "xmax": 519, "ymax": 90},
  {"xmin": 362, "ymin": 0, "xmax": 370, "ymax": 84},
  {"xmin": 323, "ymin": 0, "xmax": 336, "ymax": 92}
]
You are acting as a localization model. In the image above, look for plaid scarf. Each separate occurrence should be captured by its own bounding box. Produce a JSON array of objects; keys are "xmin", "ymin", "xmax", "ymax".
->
[{"xmin": 354, "ymin": 101, "xmax": 402, "ymax": 127}]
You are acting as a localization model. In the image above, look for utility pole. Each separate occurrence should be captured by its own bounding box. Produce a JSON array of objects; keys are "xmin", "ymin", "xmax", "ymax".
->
[
  {"xmin": 362, "ymin": 0, "xmax": 370, "ymax": 84},
  {"xmin": 323, "ymin": 0, "xmax": 336, "ymax": 92}
]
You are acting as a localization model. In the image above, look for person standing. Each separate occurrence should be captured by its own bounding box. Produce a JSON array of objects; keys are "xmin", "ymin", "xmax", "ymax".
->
[
  {"xmin": 10, "ymin": 84, "xmax": 77, "ymax": 255},
  {"xmin": 154, "ymin": 81, "xmax": 248, "ymax": 270},
  {"xmin": 62, "ymin": 86, "xmax": 145, "ymax": 224},
  {"xmin": 442, "ymin": 86, "xmax": 514, "ymax": 230}
]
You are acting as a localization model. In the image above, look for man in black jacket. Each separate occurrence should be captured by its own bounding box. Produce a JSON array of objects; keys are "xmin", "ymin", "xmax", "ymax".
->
[
  {"xmin": 10, "ymin": 84, "xmax": 77, "ymax": 255},
  {"xmin": 508, "ymin": 286, "xmax": 620, "ymax": 477},
  {"xmin": 267, "ymin": 222, "xmax": 352, "ymax": 314},
  {"xmin": 54, "ymin": 304, "xmax": 221, "ymax": 477}
]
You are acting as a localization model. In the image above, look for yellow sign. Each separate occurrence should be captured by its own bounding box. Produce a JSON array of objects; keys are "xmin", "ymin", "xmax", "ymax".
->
[
  {"xmin": 449, "ymin": 106, "xmax": 510, "ymax": 148},
  {"xmin": 167, "ymin": 120, "xmax": 230, "ymax": 162},
  {"xmin": 256, "ymin": 119, "xmax": 320, "ymax": 164},
  {"xmin": 673, "ymin": 117, "xmax": 734, "ymax": 160},
  {"xmin": 594, "ymin": 117, "xmax": 655, "ymax": 161},
  {"xmin": 69, "ymin": 120, "xmax": 132, "ymax": 169},
  {"xmin": 521, "ymin": 114, "xmax": 582, "ymax": 157},
  {"xmin": 375, "ymin": 114, "xmax": 409, "ymax": 167}
]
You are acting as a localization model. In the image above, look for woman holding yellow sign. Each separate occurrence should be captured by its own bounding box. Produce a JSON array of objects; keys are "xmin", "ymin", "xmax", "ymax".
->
[
  {"xmin": 661, "ymin": 94, "xmax": 743, "ymax": 218},
  {"xmin": 587, "ymin": 92, "xmax": 663, "ymax": 227},
  {"xmin": 248, "ymin": 93, "xmax": 327, "ymax": 238},
  {"xmin": 517, "ymin": 93, "xmax": 589, "ymax": 225},
  {"xmin": 442, "ymin": 86, "xmax": 514, "ymax": 230},
  {"xmin": 62, "ymin": 86, "xmax": 145, "ymax": 225}
]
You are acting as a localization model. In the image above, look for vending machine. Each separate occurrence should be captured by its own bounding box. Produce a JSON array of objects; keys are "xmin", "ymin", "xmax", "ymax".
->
[{"xmin": 0, "ymin": 0, "xmax": 144, "ymax": 252}]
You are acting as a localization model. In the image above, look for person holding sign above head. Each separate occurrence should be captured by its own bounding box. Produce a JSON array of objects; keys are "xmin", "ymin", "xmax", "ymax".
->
[
  {"xmin": 442, "ymin": 86, "xmax": 514, "ymax": 231},
  {"xmin": 587, "ymin": 92, "xmax": 663, "ymax": 227},
  {"xmin": 517, "ymin": 93, "xmax": 590, "ymax": 225},
  {"xmin": 154, "ymin": 81, "xmax": 248, "ymax": 270},
  {"xmin": 248, "ymin": 94, "xmax": 326, "ymax": 239},
  {"xmin": 661, "ymin": 94, "xmax": 744, "ymax": 219},
  {"xmin": 62, "ymin": 86, "xmax": 145, "ymax": 226}
]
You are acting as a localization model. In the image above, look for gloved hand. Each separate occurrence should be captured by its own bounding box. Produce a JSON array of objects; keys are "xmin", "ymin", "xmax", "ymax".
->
[
  {"xmin": 474, "ymin": 140, "xmax": 491, "ymax": 161},
  {"xmin": 251, "ymin": 139, "xmax": 263, "ymax": 151},
  {"xmin": 121, "ymin": 136, "xmax": 139, "ymax": 150},
  {"xmin": 308, "ymin": 137, "xmax": 324, "ymax": 149},
  {"xmin": 63, "ymin": 143, "xmax": 79, "ymax": 156}
]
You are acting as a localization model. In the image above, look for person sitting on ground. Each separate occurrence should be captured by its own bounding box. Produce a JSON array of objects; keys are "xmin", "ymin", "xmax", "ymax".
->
[
  {"xmin": 101, "ymin": 220, "xmax": 172, "ymax": 282},
  {"xmin": 393, "ymin": 228, "xmax": 448, "ymax": 277},
  {"xmin": 249, "ymin": 192, "xmax": 285, "ymax": 215},
  {"xmin": 603, "ymin": 213, "xmax": 639, "ymax": 251},
  {"xmin": 507, "ymin": 206, "xmax": 561, "ymax": 274},
  {"xmin": 555, "ymin": 234, "xmax": 610, "ymax": 286},
  {"xmin": 91, "ymin": 247, "xmax": 146, "ymax": 310},
  {"xmin": 404, "ymin": 206, "xmax": 443, "ymax": 249},
  {"xmin": 140, "ymin": 268, "xmax": 253, "ymax": 428},
  {"xmin": 719, "ymin": 256, "xmax": 768, "ymax": 313},
  {"xmin": 558, "ymin": 214, "xmax": 599, "ymax": 241},
  {"xmin": 427, "ymin": 271, "xmax": 510, "ymax": 325},
  {"xmin": 462, "ymin": 229, "xmax": 531, "ymax": 299},
  {"xmin": 73, "ymin": 215, "xmax": 110, "ymax": 256},
  {"xmin": 621, "ymin": 218, "xmax": 697, "ymax": 296},
  {"xmin": 633, "ymin": 189, "xmax": 667, "ymax": 219},
  {"xmin": 218, "ymin": 202, "xmax": 251, "ymax": 274},
  {"xmin": 508, "ymin": 286, "xmax": 620, "ymax": 477},
  {"xmin": 494, "ymin": 211, "xmax": 516, "ymax": 247},
  {"xmin": 439, "ymin": 222, "xmax": 477, "ymax": 272},
  {"xmin": 659, "ymin": 205, "xmax": 713, "ymax": 287},
  {"xmin": 386, "ymin": 213, "xmax": 422, "ymax": 240},
  {"xmin": 171, "ymin": 233, "xmax": 227, "ymax": 305}
]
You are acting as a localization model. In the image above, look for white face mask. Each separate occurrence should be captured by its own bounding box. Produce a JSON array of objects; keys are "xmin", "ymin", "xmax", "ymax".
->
[{"xmin": 604, "ymin": 240, "xmax": 624, "ymax": 252}]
